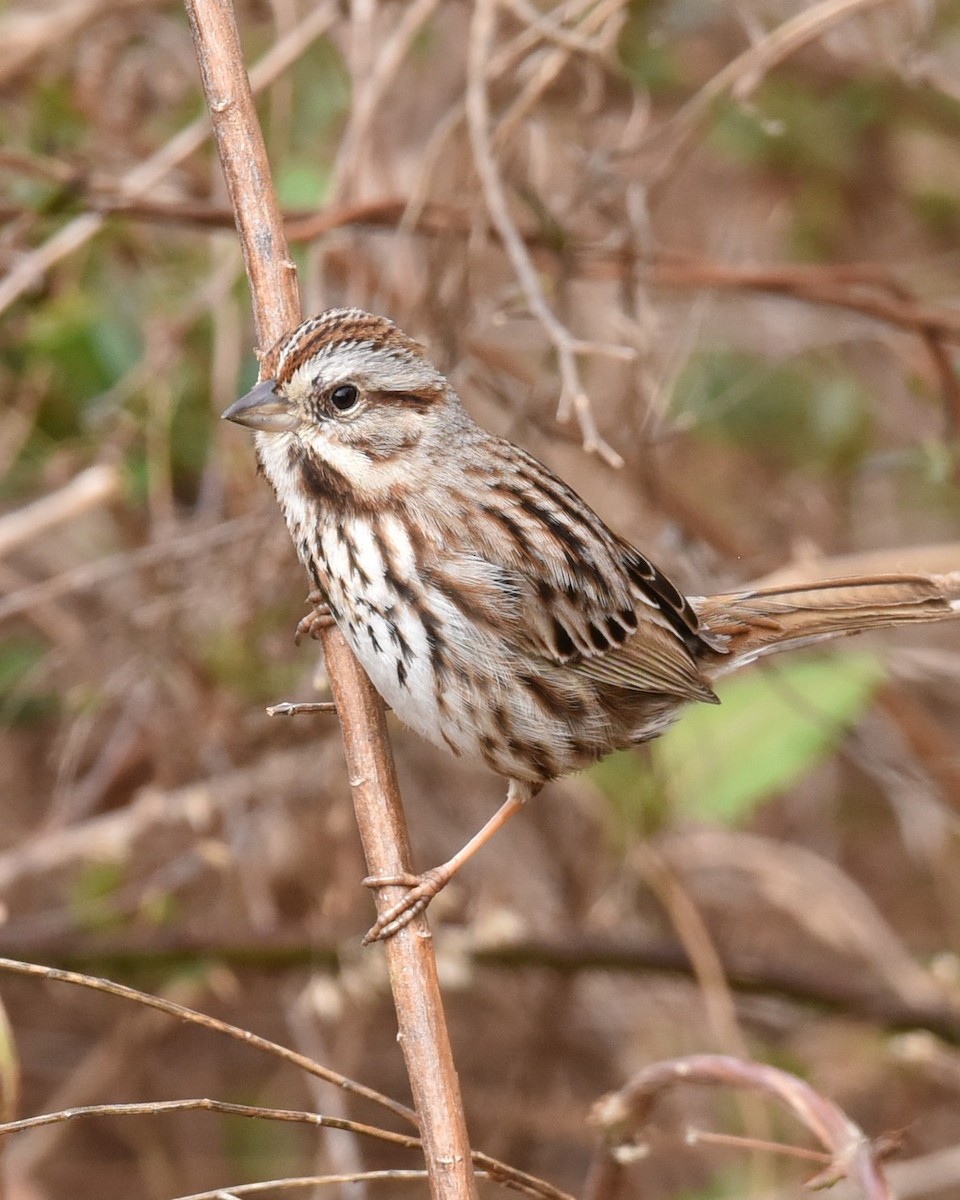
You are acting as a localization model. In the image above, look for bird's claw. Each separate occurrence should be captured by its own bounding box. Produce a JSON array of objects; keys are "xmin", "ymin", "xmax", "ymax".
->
[
  {"xmin": 361, "ymin": 868, "xmax": 449, "ymax": 944},
  {"xmin": 295, "ymin": 592, "xmax": 335, "ymax": 645}
]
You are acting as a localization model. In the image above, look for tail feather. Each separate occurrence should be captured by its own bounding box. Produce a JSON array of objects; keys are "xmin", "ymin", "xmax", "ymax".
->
[{"xmin": 692, "ymin": 572, "xmax": 960, "ymax": 678}]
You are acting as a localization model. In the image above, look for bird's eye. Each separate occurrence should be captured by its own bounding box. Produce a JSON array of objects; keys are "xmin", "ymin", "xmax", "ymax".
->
[{"xmin": 330, "ymin": 384, "xmax": 360, "ymax": 412}]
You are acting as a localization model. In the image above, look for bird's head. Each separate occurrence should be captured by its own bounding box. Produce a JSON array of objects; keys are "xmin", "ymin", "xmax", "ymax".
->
[{"xmin": 223, "ymin": 309, "xmax": 463, "ymax": 503}]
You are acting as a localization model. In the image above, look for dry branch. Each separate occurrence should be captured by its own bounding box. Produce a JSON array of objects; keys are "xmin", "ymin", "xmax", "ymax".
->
[
  {"xmin": 0, "ymin": 958, "xmax": 572, "ymax": 1200},
  {"xmin": 0, "ymin": 2, "xmax": 338, "ymax": 318},
  {"xmin": 591, "ymin": 1054, "xmax": 894, "ymax": 1199},
  {"xmin": 628, "ymin": 0, "xmax": 902, "ymax": 179},
  {"xmin": 466, "ymin": 0, "xmax": 632, "ymax": 467},
  {"xmin": 182, "ymin": 3, "xmax": 478, "ymax": 1198},
  {"xmin": 0, "ymin": 465, "xmax": 120, "ymax": 559}
]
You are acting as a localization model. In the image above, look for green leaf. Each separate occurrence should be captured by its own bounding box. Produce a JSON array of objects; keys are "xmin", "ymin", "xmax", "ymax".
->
[
  {"xmin": 588, "ymin": 749, "xmax": 665, "ymax": 838},
  {"xmin": 652, "ymin": 652, "xmax": 886, "ymax": 824},
  {"xmin": 69, "ymin": 861, "xmax": 127, "ymax": 933},
  {"xmin": 276, "ymin": 162, "xmax": 332, "ymax": 208},
  {"xmin": 0, "ymin": 638, "xmax": 56, "ymax": 724},
  {"xmin": 673, "ymin": 348, "xmax": 872, "ymax": 472}
]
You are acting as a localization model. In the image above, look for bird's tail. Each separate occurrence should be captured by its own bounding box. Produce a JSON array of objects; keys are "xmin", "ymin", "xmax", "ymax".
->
[{"xmin": 693, "ymin": 572, "xmax": 960, "ymax": 678}]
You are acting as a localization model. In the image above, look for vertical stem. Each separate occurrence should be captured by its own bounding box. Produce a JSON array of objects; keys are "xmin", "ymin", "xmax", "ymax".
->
[{"xmin": 182, "ymin": 3, "xmax": 478, "ymax": 1196}]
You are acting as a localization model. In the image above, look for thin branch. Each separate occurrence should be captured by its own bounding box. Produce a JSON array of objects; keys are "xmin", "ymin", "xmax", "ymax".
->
[
  {"xmin": 591, "ymin": 1054, "xmax": 894, "ymax": 1199},
  {"xmin": 498, "ymin": 0, "xmax": 615, "ymax": 60},
  {"xmin": 182, "ymin": 5, "xmax": 479, "ymax": 1200},
  {"xmin": 171, "ymin": 1172, "xmax": 432, "ymax": 1200},
  {"xmin": 330, "ymin": 0, "xmax": 443, "ymax": 196},
  {"xmin": 0, "ymin": 465, "xmax": 120, "ymax": 560},
  {"xmin": 0, "ymin": 514, "xmax": 265, "ymax": 627},
  {"xmin": 0, "ymin": 957, "xmax": 416, "ymax": 1126},
  {"xmin": 493, "ymin": 0, "xmax": 627, "ymax": 148},
  {"xmin": 0, "ymin": 1098, "xmax": 421, "ymax": 1149},
  {"xmin": 0, "ymin": 959, "xmax": 571, "ymax": 1200},
  {"xmin": 466, "ymin": 0, "xmax": 632, "ymax": 467},
  {"xmin": 6, "ymin": 927, "xmax": 960, "ymax": 1046},
  {"xmin": 685, "ymin": 1127, "xmax": 830, "ymax": 1164},
  {"xmin": 9, "ymin": 177, "xmax": 958, "ymax": 412},
  {"xmin": 627, "ymin": 0, "xmax": 901, "ymax": 179},
  {"xmin": 0, "ymin": 2, "xmax": 338, "ymax": 318}
]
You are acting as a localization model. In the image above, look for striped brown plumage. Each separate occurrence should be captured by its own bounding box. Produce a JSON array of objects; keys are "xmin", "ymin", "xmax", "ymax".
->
[{"xmin": 223, "ymin": 308, "xmax": 960, "ymax": 942}]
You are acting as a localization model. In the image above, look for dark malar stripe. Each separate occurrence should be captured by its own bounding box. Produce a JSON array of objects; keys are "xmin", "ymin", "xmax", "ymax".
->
[{"xmin": 291, "ymin": 445, "xmax": 379, "ymax": 516}]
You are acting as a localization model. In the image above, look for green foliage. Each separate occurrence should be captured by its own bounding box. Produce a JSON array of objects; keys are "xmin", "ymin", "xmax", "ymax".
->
[
  {"xmin": 590, "ymin": 653, "xmax": 885, "ymax": 830},
  {"xmin": 911, "ymin": 188, "xmax": 960, "ymax": 242},
  {"xmin": 887, "ymin": 441, "xmax": 960, "ymax": 532},
  {"xmin": 0, "ymin": 638, "xmax": 56, "ymax": 724},
  {"xmin": 710, "ymin": 78, "xmax": 892, "ymax": 178},
  {"xmin": 283, "ymin": 36, "xmax": 351, "ymax": 160},
  {"xmin": 617, "ymin": 2, "xmax": 683, "ymax": 94},
  {"xmin": 673, "ymin": 348, "xmax": 872, "ymax": 472},
  {"xmin": 709, "ymin": 77, "xmax": 894, "ymax": 257},
  {"xmin": 223, "ymin": 1098, "xmax": 304, "ymax": 1177},
  {"xmin": 671, "ymin": 1171, "xmax": 756, "ymax": 1200},
  {"xmin": 276, "ymin": 162, "xmax": 332, "ymax": 209},
  {"xmin": 589, "ymin": 749, "xmax": 666, "ymax": 838},
  {"xmin": 24, "ymin": 79, "xmax": 88, "ymax": 155},
  {"xmin": 198, "ymin": 612, "xmax": 303, "ymax": 703},
  {"xmin": 16, "ymin": 290, "xmax": 140, "ymax": 436},
  {"xmin": 654, "ymin": 652, "xmax": 885, "ymax": 823},
  {"xmin": 138, "ymin": 889, "xmax": 180, "ymax": 928},
  {"xmin": 0, "ymin": 992, "xmax": 19, "ymax": 1126},
  {"xmin": 69, "ymin": 861, "xmax": 128, "ymax": 932}
]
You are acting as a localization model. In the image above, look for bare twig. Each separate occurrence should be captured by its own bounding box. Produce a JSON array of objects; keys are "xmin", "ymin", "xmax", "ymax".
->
[
  {"xmin": 466, "ymin": 0, "xmax": 632, "ymax": 467},
  {"xmin": 6, "ymin": 920, "xmax": 960, "ymax": 1046},
  {"xmin": 0, "ymin": 959, "xmax": 570, "ymax": 1200},
  {"xmin": 169, "ymin": 1174, "xmax": 567, "ymax": 1200},
  {"xmin": 0, "ymin": 514, "xmax": 264, "ymax": 626},
  {"xmin": 627, "ymin": 0, "xmax": 901, "ymax": 178},
  {"xmin": 591, "ymin": 1054, "xmax": 894, "ymax": 1199},
  {"xmin": 0, "ymin": 0, "xmax": 164, "ymax": 86},
  {"xmin": 0, "ymin": 1097, "xmax": 420, "ymax": 1148},
  {"xmin": 267, "ymin": 701, "xmax": 338, "ymax": 716},
  {"xmin": 493, "ymin": 0, "xmax": 626, "ymax": 148},
  {"xmin": 0, "ymin": 956, "xmax": 414, "ymax": 1123},
  {"xmin": 0, "ymin": 2, "xmax": 338, "ymax": 318},
  {"xmin": 331, "ymin": 0, "xmax": 442, "ymax": 196},
  {"xmin": 0, "ymin": 465, "xmax": 120, "ymax": 560},
  {"xmin": 182, "ymin": 4, "xmax": 479, "ymax": 1199},
  {"xmin": 10, "ymin": 175, "xmax": 958, "ymax": 428},
  {"xmin": 171, "ymin": 1172, "xmax": 431, "ymax": 1200}
]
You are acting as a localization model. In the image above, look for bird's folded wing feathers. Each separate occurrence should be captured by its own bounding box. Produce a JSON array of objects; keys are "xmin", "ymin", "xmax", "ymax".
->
[{"xmin": 435, "ymin": 539, "xmax": 717, "ymax": 702}]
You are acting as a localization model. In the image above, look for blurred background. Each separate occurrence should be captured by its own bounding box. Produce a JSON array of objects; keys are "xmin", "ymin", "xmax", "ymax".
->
[{"xmin": 2, "ymin": 0, "xmax": 960, "ymax": 1196}]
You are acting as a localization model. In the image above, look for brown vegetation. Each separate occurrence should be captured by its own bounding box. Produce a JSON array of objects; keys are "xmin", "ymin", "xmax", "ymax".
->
[{"xmin": 1, "ymin": 1, "xmax": 960, "ymax": 1197}]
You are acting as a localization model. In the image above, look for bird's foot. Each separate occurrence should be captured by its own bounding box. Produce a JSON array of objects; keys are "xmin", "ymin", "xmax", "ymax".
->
[
  {"xmin": 295, "ymin": 591, "xmax": 335, "ymax": 645},
  {"xmin": 361, "ymin": 867, "xmax": 451, "ymax": 944}
]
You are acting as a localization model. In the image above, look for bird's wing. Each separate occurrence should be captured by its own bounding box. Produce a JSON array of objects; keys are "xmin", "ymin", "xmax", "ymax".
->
[{"xmin": 421, "ymin": 445, "xmax": 720, "ymax": 702}]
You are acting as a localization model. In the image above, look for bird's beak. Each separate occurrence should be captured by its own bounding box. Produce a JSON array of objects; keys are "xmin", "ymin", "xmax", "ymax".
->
[{"xmin": 222, "ymin": 380, "xmax": 300, "ymax": 433}]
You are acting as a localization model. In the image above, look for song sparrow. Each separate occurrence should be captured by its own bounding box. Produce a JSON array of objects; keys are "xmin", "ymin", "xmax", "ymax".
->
[{"xmin": 223, "ymin": 308, "xmax": 960, "ymax": 943}]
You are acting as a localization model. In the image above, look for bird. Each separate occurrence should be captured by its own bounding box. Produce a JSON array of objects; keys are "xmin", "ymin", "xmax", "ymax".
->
[{"xmin": 222, "ymin": 307, "xmax": 960, "ymax": 943}]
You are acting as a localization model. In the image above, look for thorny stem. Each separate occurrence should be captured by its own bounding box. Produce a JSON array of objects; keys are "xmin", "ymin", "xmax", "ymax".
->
[{"xmin": 182, "ymin": 4, "xmax": 479, "ymax": 1200}]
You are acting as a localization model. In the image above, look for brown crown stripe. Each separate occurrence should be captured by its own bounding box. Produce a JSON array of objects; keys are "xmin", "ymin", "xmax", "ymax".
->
[{"xmin": 276, "ymin": 310, "xmax": 427, "ymax": 382}]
